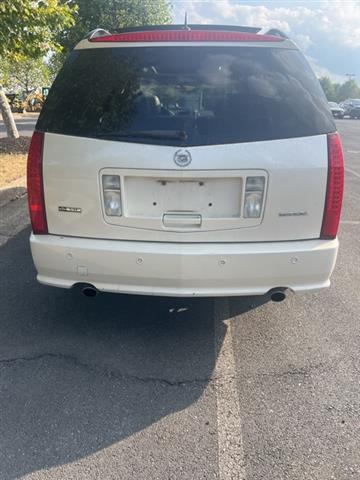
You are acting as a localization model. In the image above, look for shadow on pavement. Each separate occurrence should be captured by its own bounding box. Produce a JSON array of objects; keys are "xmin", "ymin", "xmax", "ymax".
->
[{"xmin": 0, "ymin": 227, "xmax": 268, "ymax": 479}]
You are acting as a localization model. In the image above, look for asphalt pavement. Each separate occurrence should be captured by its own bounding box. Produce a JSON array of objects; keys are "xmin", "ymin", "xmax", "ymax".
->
[
  {"xmin": 0, "ymin": 114, "xmax": 38, "ymax": 138},
  {"xmin": 0, "ymin": 120, "xmax": 359, "ymax": 479}
]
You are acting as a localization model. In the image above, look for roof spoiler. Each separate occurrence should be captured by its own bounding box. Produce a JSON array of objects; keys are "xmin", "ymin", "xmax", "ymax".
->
[
  {"xmin": 84, "ymin": 26, "xmax": 290, "ymax": 42},
  {"xmin": 114, "ymin": 24, "xmax": 262, "ymax": 34},
  {"xmin": 85, "ymin": 25, "xmax": 262, "ymax": 39}
]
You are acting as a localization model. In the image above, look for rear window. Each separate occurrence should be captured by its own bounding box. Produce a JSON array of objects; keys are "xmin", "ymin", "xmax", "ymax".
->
[{"xmin": 37, "ymin": 46, "xmax": 335, "ymax": 146}]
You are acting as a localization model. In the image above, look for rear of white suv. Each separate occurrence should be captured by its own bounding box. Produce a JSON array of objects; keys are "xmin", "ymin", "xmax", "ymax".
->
[{"xmin": 28, "ymin": 25, "xmax": 344, "ymax": 298}]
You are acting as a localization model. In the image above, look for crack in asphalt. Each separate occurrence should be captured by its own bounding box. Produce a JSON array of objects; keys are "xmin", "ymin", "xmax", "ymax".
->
[
  {"xmin": 0, "ymin": 351, "xmax": 327, "ymax": 387},
  {"xmin": 0, "ymin": 352, "xmax": 212, "ymax": 387}
]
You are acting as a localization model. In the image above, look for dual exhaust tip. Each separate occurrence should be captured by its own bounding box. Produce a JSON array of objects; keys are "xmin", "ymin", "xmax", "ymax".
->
[
  {"xmin": 268, "ymin": 288, "xmax": 287, "ymax": 302},
  {"xmin": 81, "ymin": 285, "xmax": 287, "ymax": 302},
  {"xmin": 82, "ymin": 286, "xmax": 98, "ymax": 298}
]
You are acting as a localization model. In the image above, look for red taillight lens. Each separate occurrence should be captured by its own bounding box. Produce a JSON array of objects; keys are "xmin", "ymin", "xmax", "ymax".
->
[
  {"xmin": 27, "ymin": 131, "xmax": 48, "ymax": 234},
  {"xmin": 90, "ymin": 30, "xmax": 283, "ymax": 43},
  {"xmin": 321, "ymin": 133, "xmax": 344, "ymax": 240}
]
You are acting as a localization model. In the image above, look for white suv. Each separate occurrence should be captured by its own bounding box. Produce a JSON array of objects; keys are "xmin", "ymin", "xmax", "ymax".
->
[{"xmin": 27, "ymin": 25, "xmax": 344, "ymax": 300}]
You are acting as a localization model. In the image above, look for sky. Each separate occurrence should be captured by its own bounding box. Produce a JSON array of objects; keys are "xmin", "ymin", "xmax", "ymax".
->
[{"xmin": 172, "ymin": 0, "xmax": 360, "ymax": 83}]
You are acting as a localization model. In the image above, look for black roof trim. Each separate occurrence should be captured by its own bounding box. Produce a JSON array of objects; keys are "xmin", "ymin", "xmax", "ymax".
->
[{"xmin": 112, "ymin": 24, "xmax": 262, "ymax": 34}]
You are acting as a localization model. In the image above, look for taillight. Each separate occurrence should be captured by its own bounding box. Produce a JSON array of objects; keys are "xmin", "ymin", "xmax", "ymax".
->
[
  {"xmin": 90, "ymin": 30, "xmax": 283, "ymax": 43},
  {"xmin": 320, "ymin": 132, "xmax": 344, "ymax": 240},
  {"xmin": 27, "ymin": 131, "xmax": 48, "ymax": 234}
]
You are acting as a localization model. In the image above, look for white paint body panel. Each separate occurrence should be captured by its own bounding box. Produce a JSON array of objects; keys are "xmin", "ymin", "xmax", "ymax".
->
[
  {"xmin": 43, "ymin": 133, "xmax": 328, "ymax": 243},
  {"xmin": 30, "ymin": 234, "xmax": 338, "ymax": 296}
]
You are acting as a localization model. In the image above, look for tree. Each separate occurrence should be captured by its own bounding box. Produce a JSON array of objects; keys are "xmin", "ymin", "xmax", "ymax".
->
[
  {"xmin": 319, "ymin": 76, "xmax": 360, "ymax": 103},
  {"xmin": 333, "ymin": 83, "xmax": 341, "ymax": 102},
  {"xmin": 56, "ymin": 0, "xmax": 171, "ymax": 58},
  {"xmin": 50, "ymin": 0, "xmax": 172, "ymax": 78},
  {"xmin": 0, "ymin": 57, "xmax": 50, "ymax": 94},
  {"xmin": 319, "ymin": 77, "xmax": 336, "ymax": 102},
  {"xmin": 337, "ymin": 79, "xmax": 360, "ymax": 102},
  {"xmin": 0, "ymin": 0, "xmax": 76, "ymax": 139}
]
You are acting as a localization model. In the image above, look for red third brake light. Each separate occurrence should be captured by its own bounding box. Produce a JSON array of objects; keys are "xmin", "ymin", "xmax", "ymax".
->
[
  {"xmin": 321, "ymin": 133, "xmax": 344, "ymax": 240},
  {"xmin": 27, "ymin": 131, "xmax": 48, "ymax": 234},
  {"xmin": 90, "ymin": 30, "xmax": 283, "ymax": 43}
]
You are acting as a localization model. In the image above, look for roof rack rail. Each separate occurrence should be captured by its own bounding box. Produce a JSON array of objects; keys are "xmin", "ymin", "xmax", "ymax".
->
[
  {"xmin": 112, "ymin": 24, "xmax": 262, "ymax": 34},
  {"xmin": 85, "ymin": 28, "xmax": 111, "ymax": 40},
  {"xmin": 265, "ymin": 28, "xmax": 289, "ymax": 39}
]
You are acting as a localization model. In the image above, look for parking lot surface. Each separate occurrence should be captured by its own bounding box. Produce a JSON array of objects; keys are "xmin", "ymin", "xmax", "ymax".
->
[
  {"xmin": 0, "ymin": 120, "xmax": 359, "ymax": 479},
  {"xmin": 0, "ymin": 114, "xmax": 38, "ymax": 138}
]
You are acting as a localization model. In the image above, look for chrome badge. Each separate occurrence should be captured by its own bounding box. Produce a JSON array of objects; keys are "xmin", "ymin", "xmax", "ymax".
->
[
  {"xmin": 278, "ymin": 211, "xmax": 308, "ymax": 217},
  {"xmin": 174, "ymin": 149, "xmax": 192, "ymax": 167},
  {"xmin": 58, "ymin": 206, "xmax": 82, "ymax": 213}
]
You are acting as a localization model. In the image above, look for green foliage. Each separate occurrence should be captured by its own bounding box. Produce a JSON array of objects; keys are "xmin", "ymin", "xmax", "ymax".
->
[
  {"xmin": 47, "ymin": 53, "xmax": 65, "ymax": 84},
  {"xmin": 50, "ymin": 0, "xmax": 171, "ymax": 77},
  {"xmin": 0, "ymin": 1, "xmax": 76, "ymax": 138},
  {"xmin": 319, "ymin": 77, "xmax": 337, "ymax": 102},
  {"xmin": 0, "ymin": 57, "xmax": 50, "ymax": 93},
  {"xmin": 319, "ymin": 76, "xmax": 360, "ymax": 103},
  {"xmin": 337, "ymin": 79, "xmax": 360, "ymax": 102},
  {"xmin": 0, "ymin": 0, "xmax": 76, "ymax": 60},
  {"xmin": 59, "ymin": 0, "xmax": 171, "ymax": 54}
]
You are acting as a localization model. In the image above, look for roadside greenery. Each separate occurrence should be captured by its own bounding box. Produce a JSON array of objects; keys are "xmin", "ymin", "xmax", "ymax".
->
[
  {"xmin": 319, "ymin": 77, "xmax": 360, "ymax": 103},
  {"xmin": 58, "ymin": 0, "xmax": 171, "ymax": 54},
  {"xmin": 0, "ymin": 58, "xmax": 50, "ymax": 95},
  {"xmin": 0, "ymin": 0, "xmax": 76, "ymax": 60},
  {"xmin": 0, "ymin": 0, "xmax": 76, "ymax": 139}
]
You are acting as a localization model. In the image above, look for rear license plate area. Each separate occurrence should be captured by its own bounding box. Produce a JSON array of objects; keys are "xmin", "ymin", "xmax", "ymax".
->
[{"xmin": 124, "ymin": 176, "xmax": 243, "ymax": 219}]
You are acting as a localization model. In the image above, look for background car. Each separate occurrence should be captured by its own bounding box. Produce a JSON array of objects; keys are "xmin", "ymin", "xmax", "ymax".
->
[
  {"xmin": 350, "ymin": 104, "xmax": 360, "ymax": 119},
  {"xmin": 328, "ymin": 101, "xmax": 344, "ymax": 119},
  {"xmin": 340, "ymin": 98, "xmax": 360, "ymax": 117}
]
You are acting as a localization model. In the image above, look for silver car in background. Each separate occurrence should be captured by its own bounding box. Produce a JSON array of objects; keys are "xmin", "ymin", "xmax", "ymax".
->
[{"xmin": 328, "ymin": 102, "xmax": 344, "ymax": 119}]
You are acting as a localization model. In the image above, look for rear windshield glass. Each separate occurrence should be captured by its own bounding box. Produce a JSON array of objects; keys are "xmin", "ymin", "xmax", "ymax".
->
[{"xmin": 37, "ymin": 46, "xmax": 335, "ymax": 146}]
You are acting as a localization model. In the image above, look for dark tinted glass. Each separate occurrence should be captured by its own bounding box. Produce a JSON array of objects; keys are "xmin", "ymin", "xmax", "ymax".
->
[{"xmin": 37, "ymin": 46, "xmax": 335, "ymax": 146}]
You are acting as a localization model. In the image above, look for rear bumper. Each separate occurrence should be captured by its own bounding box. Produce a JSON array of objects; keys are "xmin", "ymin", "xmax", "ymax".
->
[{"xmin": 30, "ymin": 234, "xmax": 339, "ymax": 297}]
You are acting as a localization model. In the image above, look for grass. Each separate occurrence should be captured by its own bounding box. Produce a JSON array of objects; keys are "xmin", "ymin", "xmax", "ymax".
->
[
  {"xmin": 0, "ymin": 153, "xmax": 27, "ymax": 188},
  {"xmin": 0, "ymin": 136, "xmax": 30, "ymax": 188}
]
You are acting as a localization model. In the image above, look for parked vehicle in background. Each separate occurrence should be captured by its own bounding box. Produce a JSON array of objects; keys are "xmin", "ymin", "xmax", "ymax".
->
[
  {"xmin": 23, "ymin": 91, "xmax": 45, "ymax": 112},
  {"xmin": 340, "ymin": 98, "xmax": 360, "ymax": 117},
  {"xmin": 349, "ymin": 104, "xmax": 360, "ymax": 119},
  {"xmin": 328, "ymin": 102, "xmax": 344, "ymax": 119},
  {"xmin": 5, "ymin": 89, "xmax": 46, "ymax": 114},
  {"xmin": 27, "ymin": 25, "xmax": 344, "ymax": 301}
]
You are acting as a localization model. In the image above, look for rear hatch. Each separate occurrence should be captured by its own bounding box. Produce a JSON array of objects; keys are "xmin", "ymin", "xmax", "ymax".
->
[{"xmin": 37, "ymin": 30, "xmax": 335, "ymax": 243}]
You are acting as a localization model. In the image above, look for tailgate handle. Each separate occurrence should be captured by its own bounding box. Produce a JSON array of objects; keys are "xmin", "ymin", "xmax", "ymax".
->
[{"xmin": 163, "ymin": 213, "xmax": 202, "ymax": 228}]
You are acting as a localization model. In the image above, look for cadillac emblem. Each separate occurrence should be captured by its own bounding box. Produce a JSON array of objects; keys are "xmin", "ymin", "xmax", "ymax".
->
[{"xmin": 174, "ymin": 149, "xmax": 192, "ymax": 167}]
